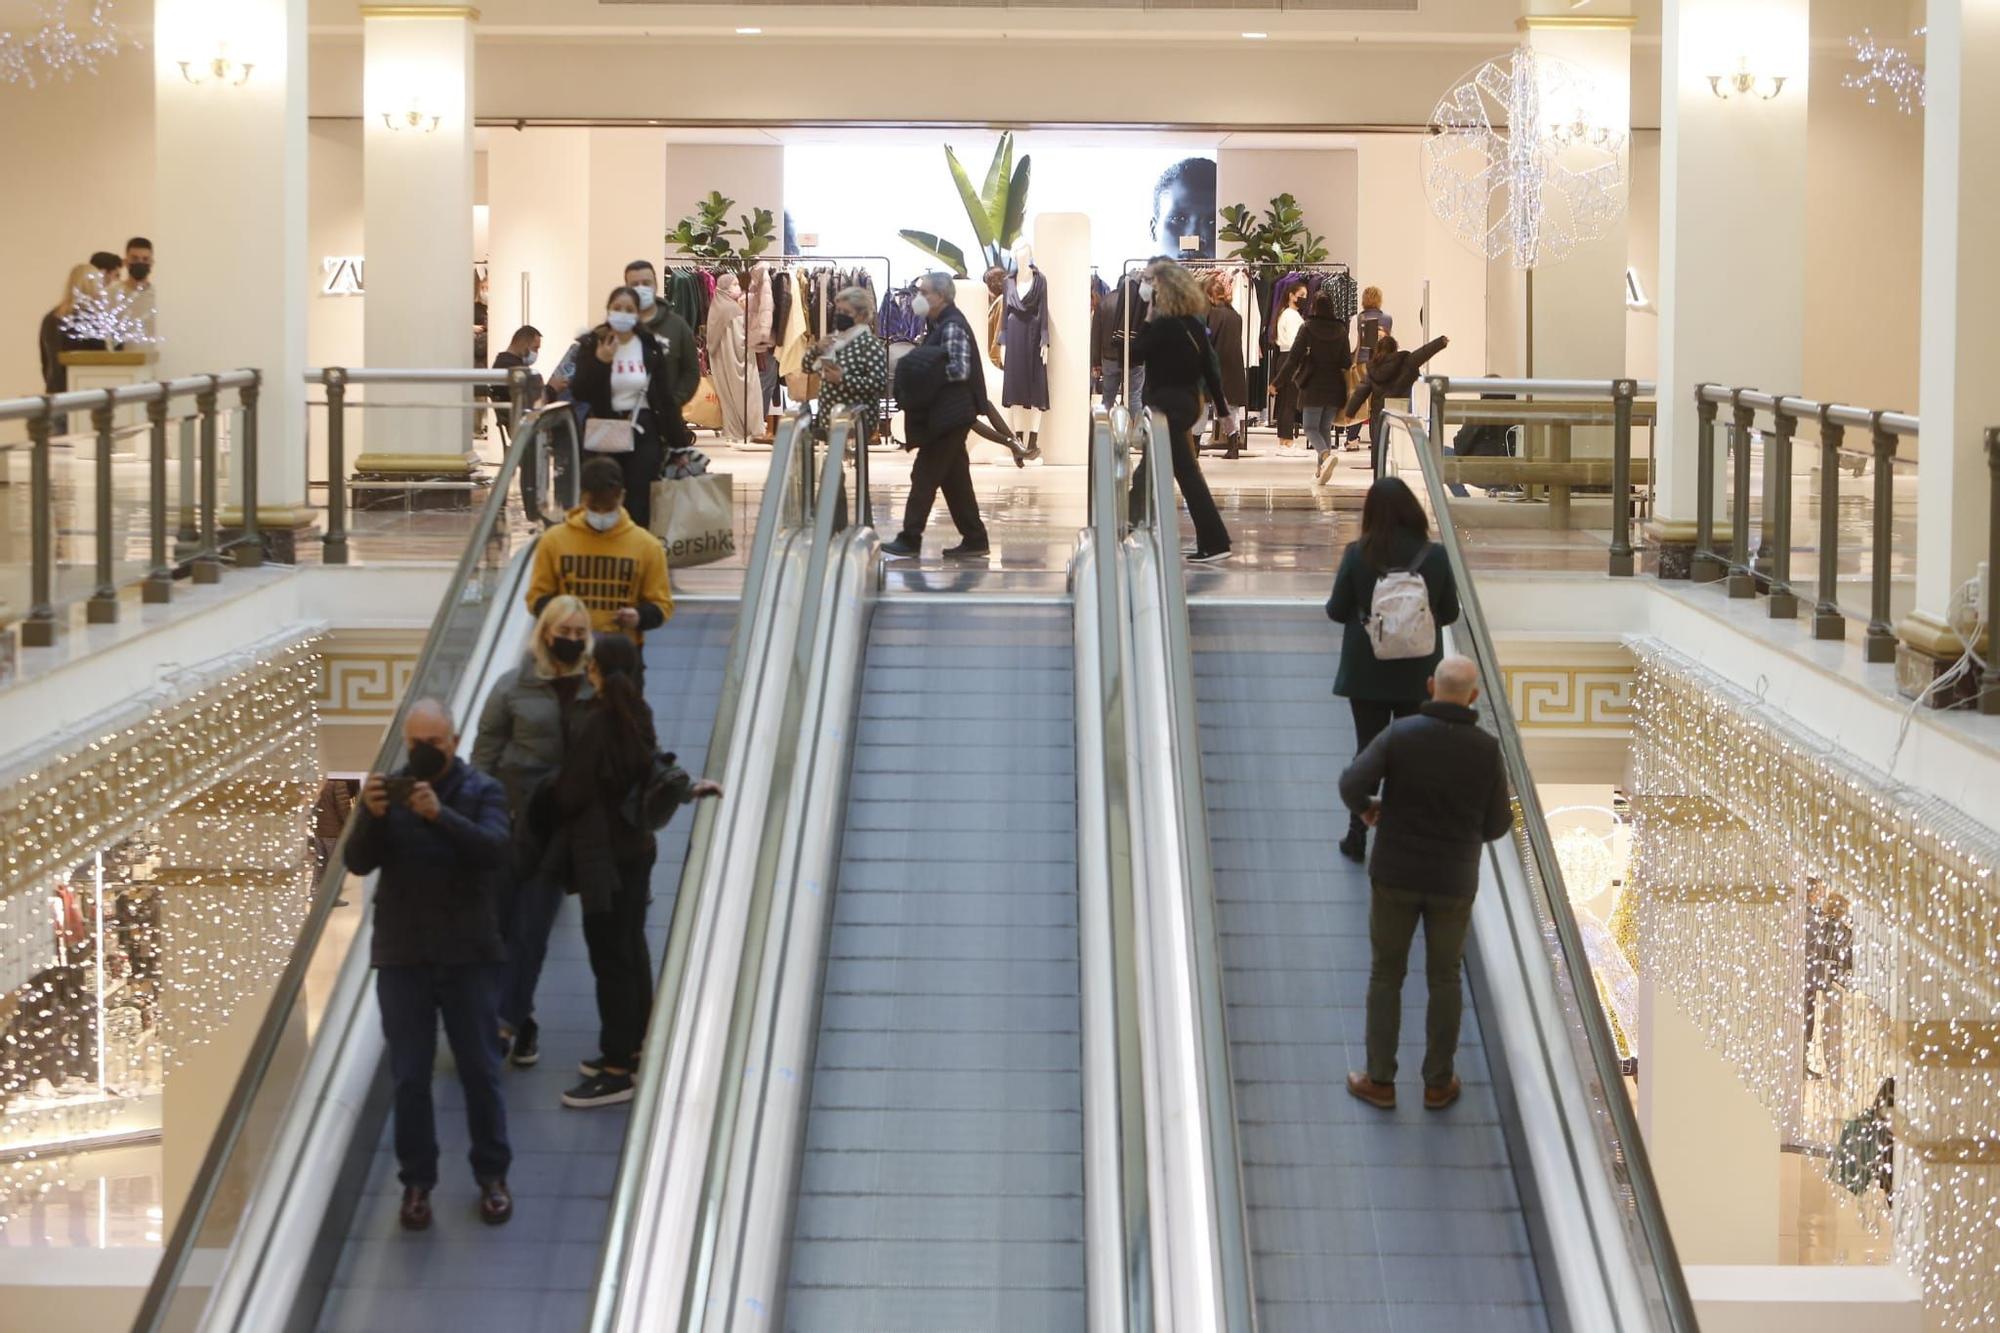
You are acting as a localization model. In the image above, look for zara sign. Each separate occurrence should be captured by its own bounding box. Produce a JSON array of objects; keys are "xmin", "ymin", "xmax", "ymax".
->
[{"xmin": 321, "ymin": 256, "xmax": 365, "ymax": 297}]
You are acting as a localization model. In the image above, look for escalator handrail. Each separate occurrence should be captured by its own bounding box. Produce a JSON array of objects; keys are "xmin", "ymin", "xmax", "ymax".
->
[
  {"xmin": 132, "ymin": 405, "xmax": 576, "ymax": 1333},
  {"xmin": 590, "ymin": 410, "xmax": 815, "ymax": 1328},
  {"xmin": 1386, "ymin": 410, "xmax": 1699, "ymax": 1331},
  {"xmin": 1125, "ymin": 408, "xmax": 1256, "ymax": 1330}
]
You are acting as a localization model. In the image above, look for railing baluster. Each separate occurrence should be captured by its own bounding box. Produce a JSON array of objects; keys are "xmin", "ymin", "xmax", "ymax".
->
[
  {"xmin": 1766, "ymin": 399, "xmax": 1798, "ymax": 618},
  {"xmin": 1812, "ymin": 405, "xmax": 1845, "ymax": 640},
  {"xmin": 194, "ymin": 376, "xmax": 222, "ymax": 584},
  {"xmin": 1610, "ymin": 378, "xmax": 1636, "ymax": 577},
  {"xmin": 1865, "ymin": 413, "xmax": 1898, "ymax": 663},
  {"xmin": 236, "ymin": 372, "xmax": 264, "ymax": 567},
  {"xmin": 88, "ymin": 399, "xmax": 119, "ymax": 623},
  {"xmin": 1982, "ymin": 427, "xmax": 2000, "ymax": 714},
  {"xmin": 1693, "ymin": 387, "xmax": 1722, "ymax": 583},
  {"xmin": 1727, "ymin": 390, "xmax": 1756, "ymax": 598},
  {"xmin": 145, "ymin": 393, "xmax": 172, "ymax": 603},
  {"xmin": 323, "ymin": 368, "xmax": 350, "ymax": 565},
  {"xmin": 21, "ymin": 400, "xmax": 58, "ymax": 648}
]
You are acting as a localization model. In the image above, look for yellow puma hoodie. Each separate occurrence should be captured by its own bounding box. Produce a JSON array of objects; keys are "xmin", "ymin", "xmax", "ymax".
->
[{"xmin": 526, "ymin": 506, "xmax": 673, "ymax": 643}]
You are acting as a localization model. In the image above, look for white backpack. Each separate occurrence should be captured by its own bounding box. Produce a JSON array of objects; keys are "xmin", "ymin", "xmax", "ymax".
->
[{"xmin": 1366, "ymin": 544, "xmax": 1437, "ymax": 661}]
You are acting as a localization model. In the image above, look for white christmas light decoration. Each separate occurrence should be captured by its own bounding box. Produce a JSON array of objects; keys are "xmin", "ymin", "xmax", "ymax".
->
[
  {"xmin": 0, "ymin": 0, "xmax": 127, "ymax": 88},
  {"xmin": 1845, "ymin": 27, "xmax": 1927, "ymax": 116},
  {"xmin": 59, "ymin": 281, "xmax": 159, "ymax": 349},
  {"xmin": 1424, "ymin": 45, "xmax": 1628, "ymax": 270}
]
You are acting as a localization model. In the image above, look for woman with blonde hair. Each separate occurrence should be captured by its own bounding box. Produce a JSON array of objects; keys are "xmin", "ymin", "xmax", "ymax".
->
[
  {"xmin": 39, "ymin": 258, "xmax": 117, "ymax": 395},
  {"xmin": 1129, "ymin": 263, "xmax": 1233, "ymax": 561},
  {"xmin": 473, "ymin": 594, "xmax": 594, "ymax": 1067}
]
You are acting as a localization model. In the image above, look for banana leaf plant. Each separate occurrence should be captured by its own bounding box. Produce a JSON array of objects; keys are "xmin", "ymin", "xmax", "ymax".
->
[
  {"xmin": 667, "ymin": 191, "xmax": 776, "ymax": 271},
  {"xmin": 898, "ymin": 132, "xmax": 1032, "ymax": 278},
  {"xmin": 1220, "ymin": 193, "xmax": 1330, "ymax": 266}
]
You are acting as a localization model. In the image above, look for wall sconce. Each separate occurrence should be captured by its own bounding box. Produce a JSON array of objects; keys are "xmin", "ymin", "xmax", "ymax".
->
[
  {"xmin": 178, "ymin": 47, "xmax": 253, "ymax": 86},
  {"xmin": 383, "ymin": 100, "xmax": 442, "ymax": 133},
  {"xmin": 1547, "ymin": 114, "xmax": 1625, "ymax": 153},
  {"xmin": 1709, "ymin": 59, "xmax": 1786, "ymax": 100}
]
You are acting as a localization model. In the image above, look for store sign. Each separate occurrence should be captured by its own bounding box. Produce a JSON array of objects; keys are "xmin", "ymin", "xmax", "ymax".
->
[{"xmin": 322, "ymin": 256, "xmax": 365, "ymax": 297}]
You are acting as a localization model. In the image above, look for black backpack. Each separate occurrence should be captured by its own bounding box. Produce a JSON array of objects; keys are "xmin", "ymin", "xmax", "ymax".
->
[{"xmin": 622, "ymin": 751, "xmax": 693, "ymax": 832}]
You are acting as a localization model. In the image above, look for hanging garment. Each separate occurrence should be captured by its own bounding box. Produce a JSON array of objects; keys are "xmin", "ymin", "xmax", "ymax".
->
[
  {"xmin": 1232, "ymin": 272, "xmax": 1263, "ymax": 370},
  {"xmin": 706, "ymin": 280, "xmax": 760, "ymax": 441},
  {"xmin": 1000, "ymin": 267, "xmax": 1051, "ymax": 410},
  {"xmin": 1207, "ymin": 300, "xmax": 1249, "ymax": 409},
  {"xmin": 746, "ymin": 264, "xmax": 775, "ymax": 355},
  {"xmin": 770, "ymin": 271, "xmax": 794, "ymax": 355}
]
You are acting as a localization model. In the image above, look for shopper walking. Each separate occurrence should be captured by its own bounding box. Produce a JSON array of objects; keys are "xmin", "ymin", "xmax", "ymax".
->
[
  {"xmin": 1344, "ymin": 287, "xmax": 1394, "ymax": 449},
  {"xmin": 1286, "ymin": 290, "xmax": 1355, "ymax": 468},
  {"xmin": 1344, "ymin": 332, "xmax": 1450, "ymax": 478},
  {"xmin": 880, "ymin": 272, "xmax": 1015, "ymax": 561},
  {"xmin": 1271, "ymin": 283, "xmax": 1307, "ymax": 453},
  {"xmin": 345, "ymin": 698, "xmax": 515, "ymax": 1229},
  {"xmin": 1203, "ymin": 271, "xmax": 1248, "ymax": 457},
  {"xmin": 1128, "ymin": 264, "xmax": 1232, "ymax": 563},
  {"xmin": 1338, "ymin": 655, "xmax": 1512, "ymax": 1112},
  {"xmin": 539, "ymin": 634, "xmax": 719, "ymax": 1108},
  {"xmin": 1327, "ymin": 476, "xmax": 1459, "ymax": 861},
  {"xmin": 568, "ymin": 286, "xmax": 684, "ymax": 531},
  {"xmin": 527, "ymin": 457, "xmax": 673, "ymax": 646},
  {"xmin": 474, "ymin": 595, "xmax": 593, "ymax": 1070}
]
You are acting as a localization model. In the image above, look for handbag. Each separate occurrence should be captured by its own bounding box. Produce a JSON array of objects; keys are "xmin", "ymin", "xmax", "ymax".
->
[
  {"xmin": 684, "ymin": 375, "xmax": 723, "ymax": 432},
  {"xmin": 584, "ymin": 362, "xmax": 649, "ymax": 454},
  {"xmin": 650, "ymin": 471, "xmax": 735, "ymax": 567}
]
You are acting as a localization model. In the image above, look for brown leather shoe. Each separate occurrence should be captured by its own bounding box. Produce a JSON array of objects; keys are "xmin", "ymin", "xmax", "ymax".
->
[
  {"xmin": 1346, "ymin": 1071, "xmax": 1396, "ymax": 1110},
  {"xmin": 399, "ymin": 1185, "xmax": 432, "ymax": 1231},
  {"xmin": 479, "ymin": 1177, "xmax": 513, "ymax": 1226},
  {"xmin": 1424, "ymin": 1077, "xmax": 1463, "ymax": 1111}
]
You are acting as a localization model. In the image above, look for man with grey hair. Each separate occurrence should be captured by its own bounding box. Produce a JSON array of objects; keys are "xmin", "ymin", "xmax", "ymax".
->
[
  {"xmin": 1337, "ymin": 654, "xmax": 1512, "ymax": 1112},
  {"xmin": 881, "ymin": 271, "xmax": 1015, "ymax": 560},
  {"xmin": 347, "ymin": 697, "xmax": 516, "ymax": 1229}
]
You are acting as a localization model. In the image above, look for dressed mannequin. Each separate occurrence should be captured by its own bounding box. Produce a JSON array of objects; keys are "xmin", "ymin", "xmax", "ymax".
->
[{"xmin": 1000, "ymin": 241, "xmax": 1050, "ymax": 455}]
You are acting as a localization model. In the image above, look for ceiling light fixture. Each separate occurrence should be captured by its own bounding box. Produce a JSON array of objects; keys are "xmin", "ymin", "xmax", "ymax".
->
[
  {"xmin": 735, "ymin": 27, "xmax": 762, "ymax": 35},
  {"xmin": 1242, "ymin": 31, "xmax": 1268, "ymax": 39}
]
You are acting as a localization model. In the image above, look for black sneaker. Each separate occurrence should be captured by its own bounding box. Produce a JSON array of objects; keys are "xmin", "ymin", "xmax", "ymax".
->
[
  {"xmin": 943, "ymin": 540, "xmax": 991, "ymax": 560},
  {"xmin": 509, "ymin": 1021, "xmax": 540, "ymax": 1069},
  {"xmin": 562, "ymin": 1071, "xmax": 636, "ymax": 1109},
  {"xmin": 1338, "ymin": 833, "xmax": 1367, "ymax": 864},
  {"xmin": 578, "ymin": 1054, "xmax": 640, "ymax": 1078},
  {"xmin": 1188, "ymin": 548, "xmax": 1233, "ymax": 564},
  {"xmin": 879, "ymin": 535, "xmax": 921, "ymax": 559}
]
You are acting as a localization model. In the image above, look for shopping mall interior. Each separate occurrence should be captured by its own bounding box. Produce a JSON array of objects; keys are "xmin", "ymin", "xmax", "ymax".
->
[{"xmin": 0, "ymin": 0, "xmax": 1992, "ymax": 1329}]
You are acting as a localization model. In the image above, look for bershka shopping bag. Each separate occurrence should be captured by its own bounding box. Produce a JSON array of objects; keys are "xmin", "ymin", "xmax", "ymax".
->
[{"xmin": 650, "ymin": 472, "xmax": 735, "ymax": 567}]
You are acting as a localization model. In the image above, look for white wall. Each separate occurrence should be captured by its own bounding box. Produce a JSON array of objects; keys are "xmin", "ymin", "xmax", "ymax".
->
[
  {"xmin": 663, "ymin": 144, "xmax": 783, "ymax": 263},
  {"xmin": 307, "ymin": 120, "xmax": 365, "ymax": 483},
  {"xmin": 486, "ymin": 127, "xmax": 592, "ymax": 352},
  {"xmin": 1627, "ymin": 131, "xmax": 1662, "ymax": 382},
  {"xmin": 1354, "ymin": 135, "xmax": 1487, "ymax": 383},
  {"xmin": 1216, "ymin": 149, "xmax": 1359, "ymax": 270},
  {"xmin": 587, "ymin": 128, "xmax": 668, "ymax": 288}
]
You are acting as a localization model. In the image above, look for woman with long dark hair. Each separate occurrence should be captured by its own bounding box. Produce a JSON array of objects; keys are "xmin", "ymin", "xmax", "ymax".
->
[
  {"xmin": 1129, "ymin": 263, "xmax": 1232, "ymax": 562},
  {"xmin": 567, "ymin": 284, "xmax": 688, "ymax": 530},
  {"xmin": 1326, "ymin": 476, "xmax": 1460, "ymax": 862},
  {"xmin": 543, "ymin": 633, "xmax": 719, "ymax": 1108}
]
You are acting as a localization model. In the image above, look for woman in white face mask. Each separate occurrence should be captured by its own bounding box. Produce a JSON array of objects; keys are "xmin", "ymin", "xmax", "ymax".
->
[{"xmin": 567, "ymin": 286, "xmax": 678, "ymax": 531}]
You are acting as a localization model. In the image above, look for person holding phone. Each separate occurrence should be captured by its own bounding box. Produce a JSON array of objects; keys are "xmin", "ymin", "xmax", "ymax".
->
[
  {"xmin": 345, "ymin": 699, "xmax": 515, "ymax": 1231},
  {"xmin": 567, "ymin": 286, "xmax": 685, "ymax": 531}
]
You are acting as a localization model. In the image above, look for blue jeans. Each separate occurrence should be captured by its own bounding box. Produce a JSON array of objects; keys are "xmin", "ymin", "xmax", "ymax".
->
[
  {"xmin": 377, "ymin": 963, "xmax": 512, "ymax": 1189},
  {"xmin": 1100, "ymin": 360, "xmax": 1145, "ymax": 411},
  {"xmin": 1301, "ymin": 404, "xmax": 1340, "ymax": 457}
]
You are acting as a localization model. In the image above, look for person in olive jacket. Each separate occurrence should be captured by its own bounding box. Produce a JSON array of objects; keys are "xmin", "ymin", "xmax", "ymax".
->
[
  {"xmin": 474, "ymin": 594, "xmax": 594, "ymax": 1070},
  {"xmin": 1326, "ymin": 476, "xmax": 1460, "ymax": 863},
  {"xmin": 1337, "ymin": 655, "xmax": 1512, "ymax": 1113},
  {"xmin": 345, "ymin": 698, "xmax": 515, "ymax": 1231}
]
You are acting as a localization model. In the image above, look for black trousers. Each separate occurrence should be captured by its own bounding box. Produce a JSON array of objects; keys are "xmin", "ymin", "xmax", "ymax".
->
[
  {"xmin": 900, "ymin": 425, "xmax": 987, "ymax": 546},
  {"xmin": 612, "ymin": 410, "xmax": 675, "ymax": 533},
  {"xmin": 581, "ymin": 857, "xmax": 655, "ymax": 1068},
  {"xmin": 377, "ymin": 962, "xmax": 511, "ymax": 1188},
  {"xmin": 1129, "ymin": 390, "xmax": 1231, "ymax": 555},
  {"xmin": 1347, "ymin": 697, "xmax": 1422, "ymax": 844},
  {"xmin": 1271, "ymin": 350, "xmax": 1300, "ymax": 440}
]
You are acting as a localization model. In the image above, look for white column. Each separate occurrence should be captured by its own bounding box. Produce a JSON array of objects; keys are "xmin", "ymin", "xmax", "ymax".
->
[
  {"xmin": 1034, "ymin": 213, "xmax": 1092, "ymax": 468},
  {"xmin": 360, "ymin": 6, "xmax": 475, "ymax": 467},
  {"xmin": 1636, "ymin": 977, "xmax": 1782, "ymax": 1264},
  {"xmin": 1523, "ymin": 14, "xmax": 1632, "ymax": 380},
  {"xmin": 1899, "ymin": 0, "xmax": 2000, "ymax": 669},
  {"xmin": 1650, "ymin": 0, "xmax": 1809, "ymax": 575},
  {"xmin": 154, "ymin": 0, "xmax": 310, "ymax": 525}
]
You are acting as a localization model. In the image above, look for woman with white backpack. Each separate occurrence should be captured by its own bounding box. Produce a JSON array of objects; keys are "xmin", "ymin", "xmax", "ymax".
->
[{"xmin": 1326, "ymin": 476, "xmax": 1461, "ymax": 863}]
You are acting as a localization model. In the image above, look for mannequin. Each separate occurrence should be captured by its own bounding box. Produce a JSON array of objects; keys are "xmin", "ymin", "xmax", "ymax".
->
[{"xmin": 1000, "ymin": 241, "xmax": 1050, "ymax": 456}]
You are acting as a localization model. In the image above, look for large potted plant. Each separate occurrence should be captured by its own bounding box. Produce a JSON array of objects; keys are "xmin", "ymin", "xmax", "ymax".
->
[
  {"xmin": 898, "ymin": 132, "xmax": 1033, "ymax": 278},
  {"xmin": 666, "ymin": 191, "xmax": 777, "ymax": 270},
  {"xmin": 1218, "ymin": 193, "xmax": 1330, "ymax": 265}
]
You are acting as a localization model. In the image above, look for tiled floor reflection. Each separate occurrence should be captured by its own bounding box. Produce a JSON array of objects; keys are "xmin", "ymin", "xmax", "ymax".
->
[{"xmin": 0, "ymin": 1142, "xmax": 163, "ymax": 1249}]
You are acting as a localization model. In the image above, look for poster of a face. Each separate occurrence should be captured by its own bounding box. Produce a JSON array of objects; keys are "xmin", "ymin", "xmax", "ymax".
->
[{"xmin": 785, "ymin": 141, "xmax": 1217, "ymax": 278}]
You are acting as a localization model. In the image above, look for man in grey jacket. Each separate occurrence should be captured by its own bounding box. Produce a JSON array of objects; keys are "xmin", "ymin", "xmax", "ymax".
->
[{"xmin": 1337, "ymin": 655, "xmax": 1512, "ymax": 1112}]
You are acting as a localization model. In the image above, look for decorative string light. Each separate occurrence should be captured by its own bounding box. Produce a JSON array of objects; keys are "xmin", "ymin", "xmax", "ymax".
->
[
  {"xmin": 1424, "ymin": 45, "xmax": 1628, "ymax": 270},
  {"xmin": 0, "ymin": 0, "xmax": 126, "ymax": 88},
  {"xmin": 1630, "ymin": 638, "xmax": 1998, "ymax": 1325},
  {"xmin": 59, "ymin": 281, "xmax": 159, "ymax": 349},
  {"xmin": 1845, "ymin": 27, "xmax": 1927, "ymax": 116}
]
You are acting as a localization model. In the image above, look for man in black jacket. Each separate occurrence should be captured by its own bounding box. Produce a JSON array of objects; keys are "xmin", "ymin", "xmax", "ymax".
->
[
  {"xmin": 345, "ymin": 698, "xmax": 516, "ymax": 1230},
  {"xmin": 1337, "ymin": 656, "xmax": 1512, "ymax": 1112}
]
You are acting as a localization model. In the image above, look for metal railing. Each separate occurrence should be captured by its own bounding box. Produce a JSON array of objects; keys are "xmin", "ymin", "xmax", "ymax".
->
[
  {"xmin": 1387, "ymin": 410, "xmax": 1699, "ymax": 1331},
  {"xmin": 1691, "ymin": 384, "xmax": 1919, "ymax": 664},
  {"xmin": 1, "ymin": 371, "xmax": 261, "ymax": 648},
  {"xmin": 1422, "ymin": 377, "xmax": 1657, "ymax": 578}
]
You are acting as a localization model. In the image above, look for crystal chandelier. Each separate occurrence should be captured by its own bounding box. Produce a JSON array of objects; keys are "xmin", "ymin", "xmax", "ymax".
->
[
  {"xmin": 1845, "ymin": 27, "xmax": 1926, "ymax": 115},
  {"xmin": 1423, "ymin": 46, "xmax": 1628, "ymax": 270},
  {"xmin": 0, "ymin": 0, "xmax": 127, "ymax": 89}
]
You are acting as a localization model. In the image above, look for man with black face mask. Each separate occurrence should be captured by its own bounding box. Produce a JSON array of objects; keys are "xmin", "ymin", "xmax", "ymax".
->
[
  {"xmin": 122, "ymin": 236, "xmax": 156, "ymax": 343},
  {"xmin": 346, "ymin": 698, "xmax": 516, "ymax": 1232}
]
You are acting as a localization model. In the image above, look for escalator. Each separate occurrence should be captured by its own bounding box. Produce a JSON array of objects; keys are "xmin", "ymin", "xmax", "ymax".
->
[{"xmin": 782, "ymin": 599, "xmax": 1087, "ymax": 1329}]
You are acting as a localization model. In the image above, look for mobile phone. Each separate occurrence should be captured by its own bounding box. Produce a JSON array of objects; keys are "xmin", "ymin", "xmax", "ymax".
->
[{"xmin": 383, "ymin": 776, "xmax": 417, "ymax": 805}]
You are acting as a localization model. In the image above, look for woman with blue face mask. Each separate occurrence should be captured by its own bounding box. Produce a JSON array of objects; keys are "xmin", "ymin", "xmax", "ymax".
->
[{"xmin": 566, "ymin": 286, "xmax": 682, "ymax": 532}]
